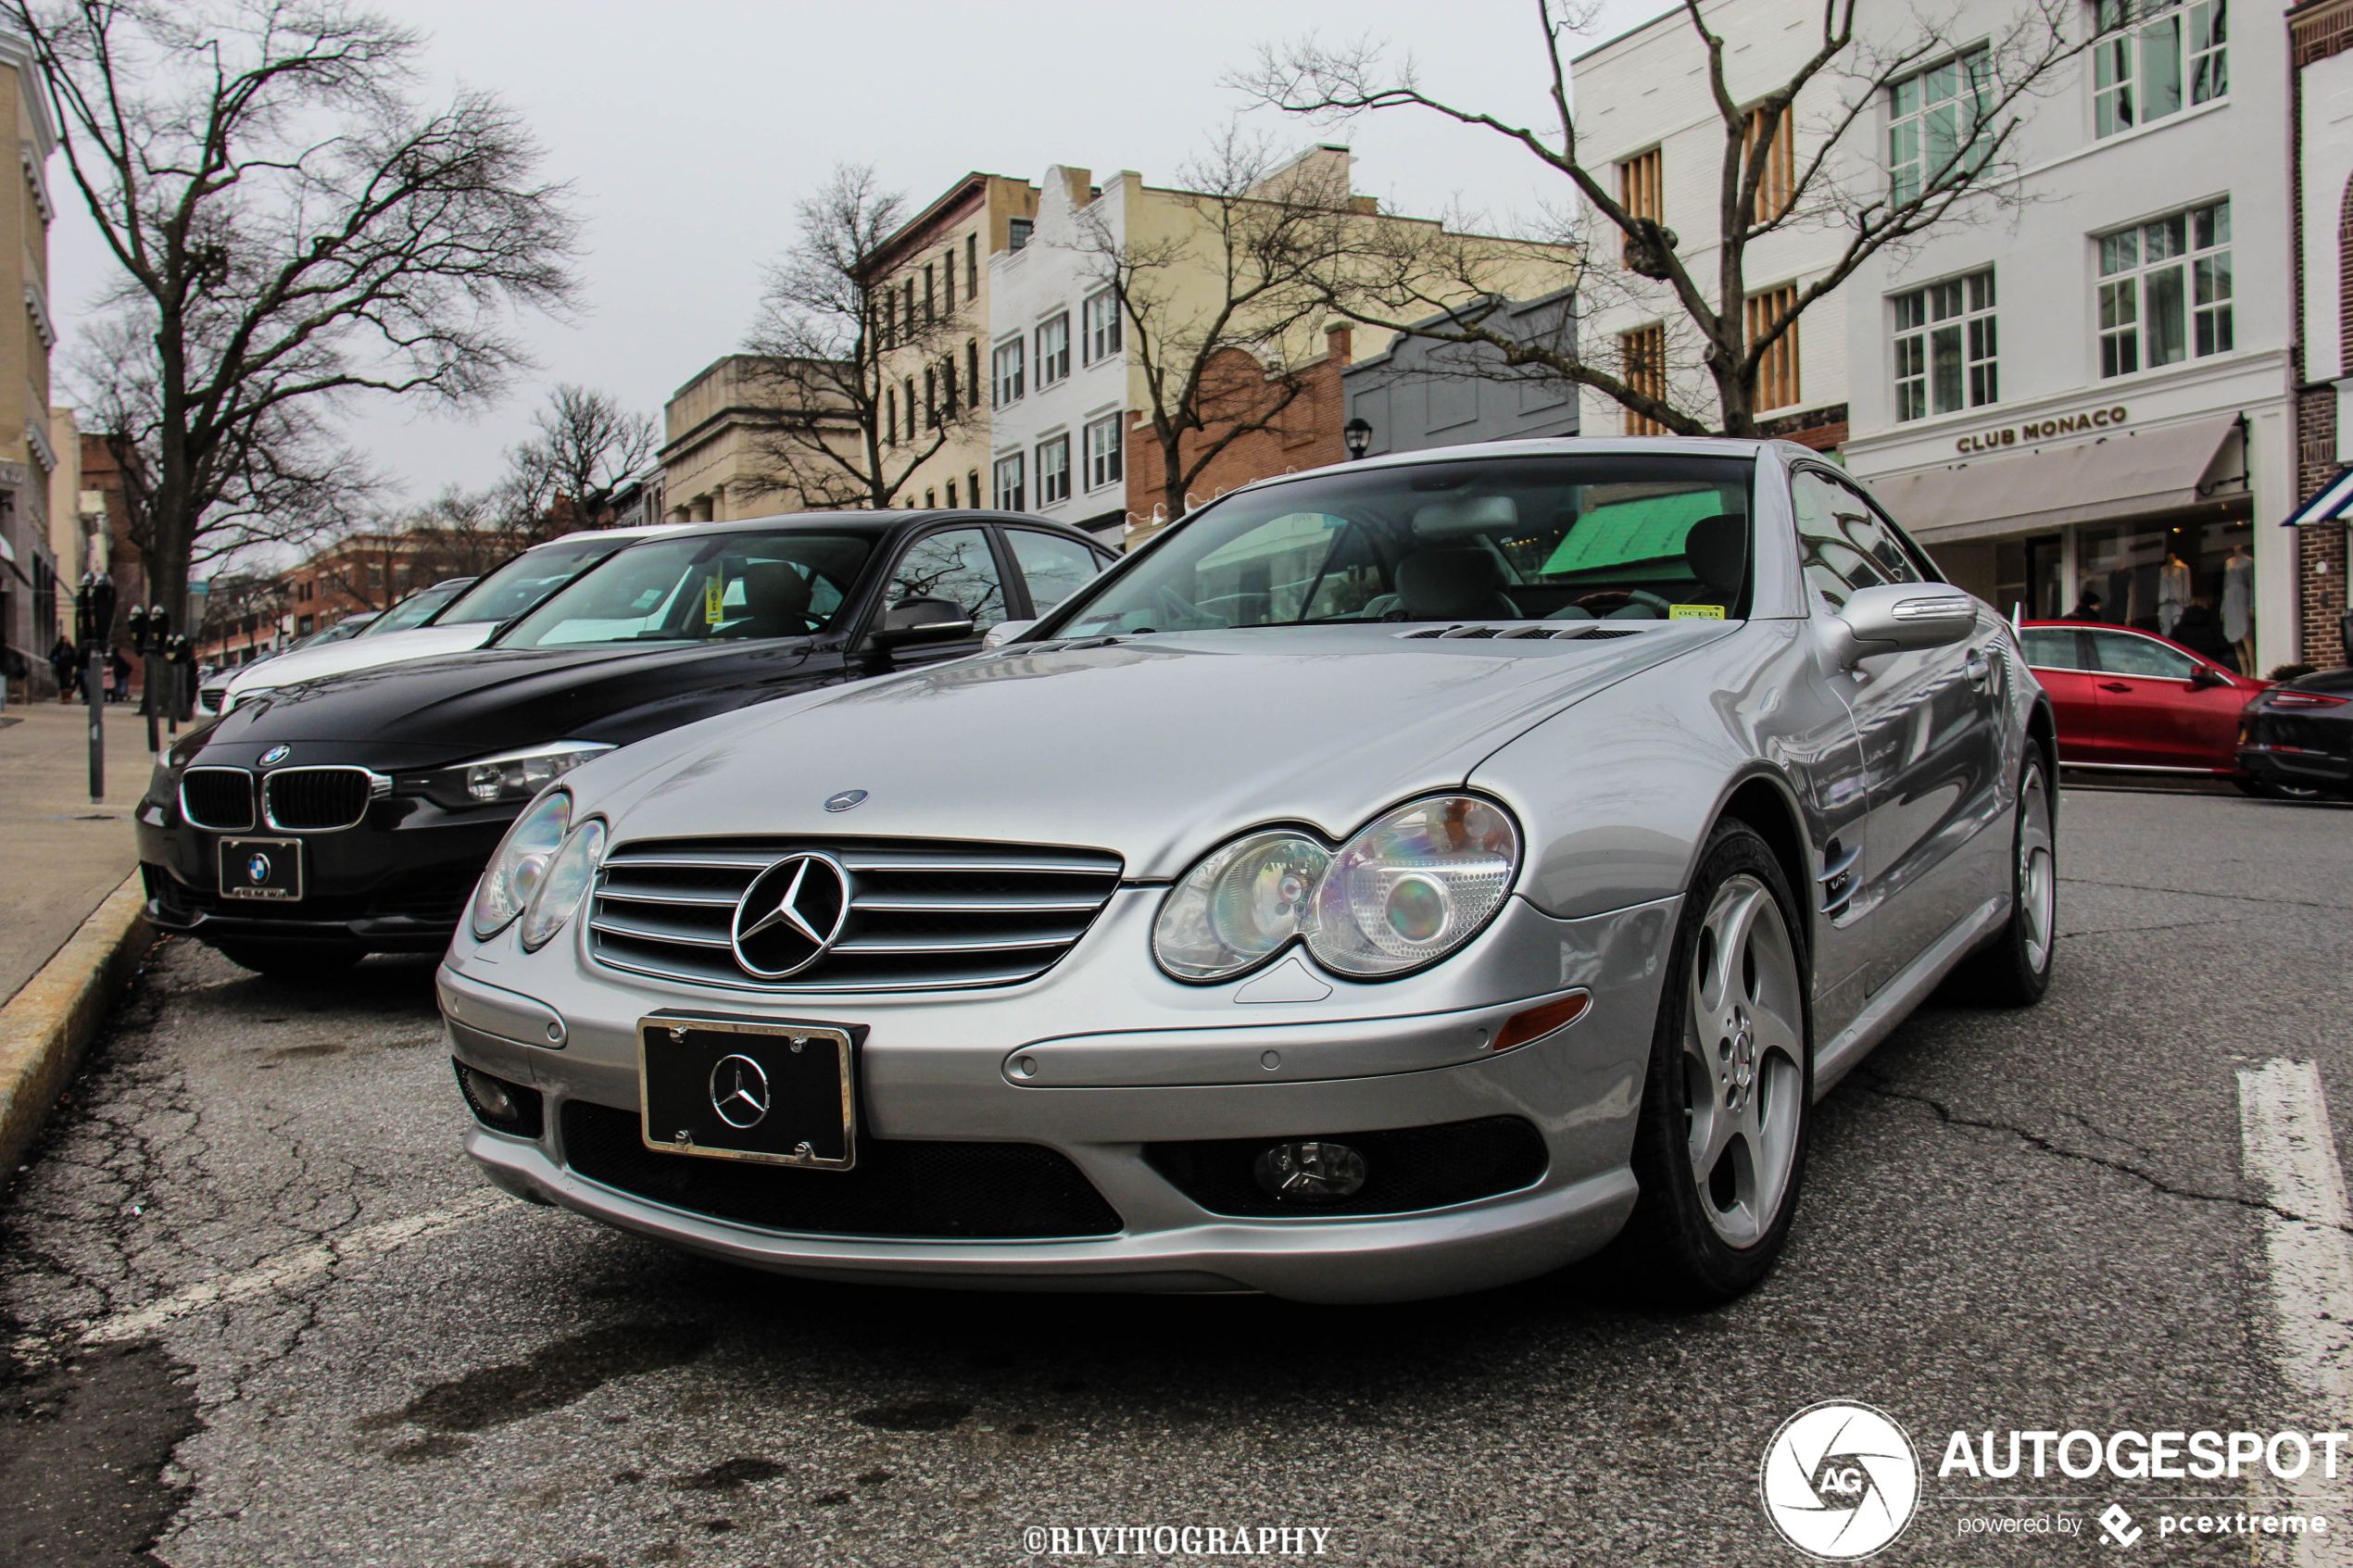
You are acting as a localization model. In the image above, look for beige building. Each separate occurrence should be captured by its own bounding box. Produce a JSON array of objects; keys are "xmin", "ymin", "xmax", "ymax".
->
[
  {"xmin": 44, "ymin": 402, "xmax": 75, "ymax": 623},
  {"xmin": 662, "ymin": 355, "xmax": 812, "ymax": 523},
  {"xmin": 0, "ymin": 31, "xmax": 55, "ymax": 693}
]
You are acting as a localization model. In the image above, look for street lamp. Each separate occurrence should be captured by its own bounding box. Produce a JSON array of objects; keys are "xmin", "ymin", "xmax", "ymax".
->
[{"xmin": 1343, "ymin": 417, "xmax": 1373, "ymax": 460}]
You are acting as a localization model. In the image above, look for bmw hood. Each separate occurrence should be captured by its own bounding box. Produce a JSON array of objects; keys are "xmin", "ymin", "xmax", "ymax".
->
[
  {"xmin": 587, "ymin": 622, "xmax": 1737, "ymax": 879},
  {"xmin": 223, "ymin": 622, "xmax": 495, "ymax": 699}
]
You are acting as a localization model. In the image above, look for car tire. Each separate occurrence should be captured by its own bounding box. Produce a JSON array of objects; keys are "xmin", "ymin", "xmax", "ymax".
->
[
  {"xmin": 2234, "ymin": 774, "xmax": 2333, "ymax": 803},
  {"xmin": 1951, "ymin": 756, "xmax": 2057, "ymax": 1007},
  {"xmin": 214, "ymin": 940, "xmax": 367, "ymax": 978},
  {"xmin": 1605, "ymin": 820, "xmax": 1812, "ymax": 1309}
]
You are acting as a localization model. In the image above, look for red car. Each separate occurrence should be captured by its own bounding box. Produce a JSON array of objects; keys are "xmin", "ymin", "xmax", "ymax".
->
[{"xmin": 2016, "ymin": 620, "xmax": 2271, "ymax": 791}]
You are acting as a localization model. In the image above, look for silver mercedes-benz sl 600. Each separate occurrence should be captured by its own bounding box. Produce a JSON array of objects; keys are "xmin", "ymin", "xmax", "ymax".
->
[{"xmin": 439, "ymin": 438, "xmax": 2056, "ymax": 1306}]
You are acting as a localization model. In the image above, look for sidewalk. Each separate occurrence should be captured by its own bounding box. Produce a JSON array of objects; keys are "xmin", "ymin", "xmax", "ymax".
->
[{"xmin": 0, "ymin": 698, "xmax": 157, "ymax": 1007}]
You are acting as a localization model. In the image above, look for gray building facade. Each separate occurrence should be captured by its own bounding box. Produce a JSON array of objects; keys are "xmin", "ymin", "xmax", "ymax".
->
[{"xmin": 1340, "ymin": 291, "xmax": 1579, "ymax": 458}]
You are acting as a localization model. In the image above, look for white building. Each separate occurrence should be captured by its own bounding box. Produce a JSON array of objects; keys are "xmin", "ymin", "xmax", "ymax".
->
[
  {"xmin": 1568, "ymin": 5, "xmax": 1854, "ymax": 450},
  {"xmin": 985, "ymin": 166, "xmax": 1133, "ymax": 542},
  {"xmin": 1843, "ymin": 0, "xmax": 2294, "ymax": 675}
]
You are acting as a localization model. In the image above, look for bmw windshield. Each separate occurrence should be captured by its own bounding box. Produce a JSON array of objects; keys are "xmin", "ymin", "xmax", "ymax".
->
[
  {"xmin": 495, "ymin": 531, "xmax": 874, "ymax": 648},
  {"xmin": 1054, "ymin": 453, "xmax": 1756, "ymax": 634},
  {"xmin": 428, "ymin": 536, "xmax": 633, "ymax": 628}
]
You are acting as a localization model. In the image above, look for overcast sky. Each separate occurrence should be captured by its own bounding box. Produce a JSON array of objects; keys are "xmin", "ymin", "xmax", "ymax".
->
[{"xmin": 49, "ymin": 0, "xmax": 1675, "ymax": 513}]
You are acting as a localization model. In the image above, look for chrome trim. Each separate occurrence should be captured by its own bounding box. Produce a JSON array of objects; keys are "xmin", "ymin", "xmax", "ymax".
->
[
  {"xmin": 260, "ymin": 765, "xmax": 394, "ymax": 832},
  {"xmin": 178, "ymin": 766, "xmax": 256, "ymax": 831},
  {"xmin": 589, "ymin": 913, "xmax": 736, "ymax": 949},
  {"xmin": 829, "ymin": 932, "xmax": 1079, "ymax": 955},
  {"xmin": 848, "ymin": 892, "xmax": 1107, "ymax": 913},
  {"xmin": 594, "ymin": 947, "xmax": 1042, "ymax": 993}
]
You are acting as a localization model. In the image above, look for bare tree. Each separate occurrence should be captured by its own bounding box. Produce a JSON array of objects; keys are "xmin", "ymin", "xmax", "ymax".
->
[
  {"xmin": 1241, "ymin": 0, "xmax": 2082, "ymax": 435},
  {"xmin": 738, "ymin": 164, "xmax": 978, "ymax": 511},
  {"xmin": 503, "ymin": 383, "xmax": 658, "ymax": 528},
  {"xmin": 17, "ymin": 0, "xmax": 582, "ymax": 638},
  {"xmin": 1075, "ymin": 132, "xmax": 1355, "ymax": 523}
]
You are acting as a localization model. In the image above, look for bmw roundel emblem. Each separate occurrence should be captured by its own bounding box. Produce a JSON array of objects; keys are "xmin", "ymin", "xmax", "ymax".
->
[
  {"xmin": 246, "ymin": 852, "xmax": 272, "ymax": 884},
  {"xmin": 258, "ymin": 744, "xmax": 291, "ymax": 767},
  {"xmin": 824, "ymin": 789, "xmax": 867, "ymax": 812}
]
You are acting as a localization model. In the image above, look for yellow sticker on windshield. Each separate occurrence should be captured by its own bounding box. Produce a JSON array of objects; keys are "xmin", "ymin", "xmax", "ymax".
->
[
  {"xmin": 704, "ymin": 578, "xmax": 724, "ymax": 625},
  {"xmin": 1669, "ymin": 604, "xmax": 1726, "ymax": 620}
]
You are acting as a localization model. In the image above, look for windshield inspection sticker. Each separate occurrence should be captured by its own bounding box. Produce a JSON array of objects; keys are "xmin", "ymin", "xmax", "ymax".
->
[
  {"xmin": 704, "ymin": 577, "xmax": 724, "ymax": 625},
  {"xmin": 1669, "ymin": 604, "xmax": 1726, "ymax": 619}
]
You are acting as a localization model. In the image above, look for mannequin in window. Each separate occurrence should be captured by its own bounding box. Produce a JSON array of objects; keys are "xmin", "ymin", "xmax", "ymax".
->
[
  {"xmin": 2158, "ymin": 546, "xmax": 2191, "ymax": 638},
  {"xmin": 2221, "ymin": 544, "xmax": 2255, "ymax": 672}
]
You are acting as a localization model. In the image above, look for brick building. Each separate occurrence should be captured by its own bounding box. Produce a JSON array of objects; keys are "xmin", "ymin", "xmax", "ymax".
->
[
  {"xmin": 2290, "ymin": 0, "xmax": 2353, "ymax": 667},
  {"xmin": 1122, "ymin": 327, "xmax": 1356, "ymax": 539}
]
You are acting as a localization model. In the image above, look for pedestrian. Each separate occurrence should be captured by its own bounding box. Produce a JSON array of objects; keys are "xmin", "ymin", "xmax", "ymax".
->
[
  {"xmin": 107, "ymin": 646, "xmax": 131, "ymax": 703},
  {"xmin": 2066, "ymin": 585, "xmax": 2106, "ymax": 621},
  {"xmin": 2171, "ymin": 594, "xmax": 2233, "ymax": 664},
  {"xmin": 48, "ymin": 635, "xmax": 74, "ymax": 700}
]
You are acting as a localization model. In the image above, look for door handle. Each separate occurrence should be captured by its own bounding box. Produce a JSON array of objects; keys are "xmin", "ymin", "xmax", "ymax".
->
[
  {"xmin": 1964, "ymin": 647, "xmax": 1992, "ymax": 690},
  {"xmin": 2099, "ymin": 682, "xmax": 2133, "ymax": 692}
]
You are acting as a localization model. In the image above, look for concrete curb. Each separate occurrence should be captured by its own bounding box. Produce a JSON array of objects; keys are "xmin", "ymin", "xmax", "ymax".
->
[{"xmin": 0, "ymin": 872, "xmax": 155, "ymax": 1184}]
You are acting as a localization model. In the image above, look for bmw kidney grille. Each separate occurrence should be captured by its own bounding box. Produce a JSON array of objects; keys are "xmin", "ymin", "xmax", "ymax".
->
[
  {"xmin": 178, "ymin": 767, "xmax": 257, "ymax": 831},
  {"xmin": 261, "ymin": 766, "xmax": 378, "ymax": 831},
  {"xmin": 589, "ymin": 838, "xmax": 1124, "ymax": 992}
]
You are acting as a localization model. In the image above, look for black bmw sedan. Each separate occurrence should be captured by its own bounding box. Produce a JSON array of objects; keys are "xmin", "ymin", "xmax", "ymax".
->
[
  {"xmin": 136, "ymin": 510, "xmax": 1117, "ymax": 973},
  {"xmin": 2238, "ymin": 665, "xmax": 2353, "ymax": 800}
]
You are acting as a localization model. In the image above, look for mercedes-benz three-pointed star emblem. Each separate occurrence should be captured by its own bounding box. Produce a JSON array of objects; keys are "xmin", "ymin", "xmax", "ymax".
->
[
  {"xmin": 708, "ymin": 1053, "xmax": 772, "ymax": 1128},
  {"xmin": 729, "ymin": 852, "xmax": 850, "ymax": 979}
]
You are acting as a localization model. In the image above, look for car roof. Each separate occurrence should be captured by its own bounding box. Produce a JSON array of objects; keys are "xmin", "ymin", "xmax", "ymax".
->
[
  {"xmin": 548, "ymin": 509, "xmax": 1114, "ymax": 547},
  {"xmin": 1216, "ymin": 435, "xmax": 1787, "ymax": 503}
]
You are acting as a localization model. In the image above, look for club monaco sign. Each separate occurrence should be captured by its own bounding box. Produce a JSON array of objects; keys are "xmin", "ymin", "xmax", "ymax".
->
[{"xmin": 1955, "ymin": 406, "xmax": 2130, "ymax": 455}]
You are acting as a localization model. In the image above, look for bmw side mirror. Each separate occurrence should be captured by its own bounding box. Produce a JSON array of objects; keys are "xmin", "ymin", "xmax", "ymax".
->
[
  {"xmin": 1827, "ymin": 583, "xmax": 1977, "ymax": 668},
  {"xmin": 982, "ymin": 619, "xmax": 1038, "ymax": 650},
  {"xmin": 871, "ymin": 596, "xmax": 976, "ymax": 648}
]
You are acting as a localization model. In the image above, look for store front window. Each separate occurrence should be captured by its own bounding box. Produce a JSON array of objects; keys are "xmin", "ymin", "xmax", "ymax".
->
[{"xmin": 2070, "ymin": 516, "xmax": 2256, "ymax": 671}]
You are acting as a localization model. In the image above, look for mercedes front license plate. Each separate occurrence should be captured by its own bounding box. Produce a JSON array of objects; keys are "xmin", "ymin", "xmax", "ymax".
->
[
  {"xmin": 636, "ymin": 1016, "xmax": 856, "ymax": 1170},
  {"xmin": 218, "ymin": 835, "xmax": 303, "ymax": 901}
]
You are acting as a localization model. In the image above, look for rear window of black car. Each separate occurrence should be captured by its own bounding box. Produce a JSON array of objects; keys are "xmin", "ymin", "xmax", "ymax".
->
[
  {"xmin": 497, "ymin": 532, "xmax": 874, "ymax": 649},
  {"xmin": 1055, "ymin": 452, "xmax": 1756, "ymax": 633}
]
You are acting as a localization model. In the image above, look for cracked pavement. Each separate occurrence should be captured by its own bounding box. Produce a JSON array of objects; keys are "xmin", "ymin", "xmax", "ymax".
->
[{"xmin": 3, "ymin": 785, "xmax": 2350, "ymax": 1565}]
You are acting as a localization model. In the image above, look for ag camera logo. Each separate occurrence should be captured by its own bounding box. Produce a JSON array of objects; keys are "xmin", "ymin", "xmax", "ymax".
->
[{"xmin": 1761, "ymin": 1400, "xmax": 1921, "ymax": 1560}]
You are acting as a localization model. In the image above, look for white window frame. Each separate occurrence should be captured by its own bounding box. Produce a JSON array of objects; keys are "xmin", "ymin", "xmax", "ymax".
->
[
  {"xmin": 992, "ymin": 451, "xmax": 1026, "ymax": 512},
  {"xmin": 1037, "ymin": 312, "xmax": 1071, "ymax": 388},
  {"xmin": 1887, "ymin": 47, "xmax": 1991, "ymax": 206},
  {"xmin": 1892, "ymin": 269, "xmax": 1997, "ymax": 421},
  {"xmin": 1084, "ymin": 413, "xmax": 1124, "ymax": 492},
  {"xmin": 2093, "ymin": 0, "xmax": 2227, "ymax": 140},
  {"xmin": 2095, "ymin": 198, "xmax": 2231, "ymax": 379},
  {"xmin": 992, "ymin": 336, "xmax": 1025, "ymax": 408},
  {"xmin": 1084, "ymin": 287, "xmax": 1123, "ymax": 364},
  {"xmin": 1036, "ymin": 433, "xmax": 1072, "ymax": 507}
]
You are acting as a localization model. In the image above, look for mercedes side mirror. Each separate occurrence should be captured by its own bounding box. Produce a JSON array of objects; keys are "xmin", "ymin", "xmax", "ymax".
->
[
  {"xmin": 982, "ymin": 619, "xmax": 1038, "ymax": 650},
  {"xmin": 1827, "ymin": 583, "xmax": 1977, "ymax": 668},
  {"xmin": 871, "ymin": 596, "xmax": 976, "ymax": 648}
]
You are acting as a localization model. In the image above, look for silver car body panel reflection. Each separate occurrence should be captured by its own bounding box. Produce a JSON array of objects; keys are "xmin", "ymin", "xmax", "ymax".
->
[{"xmin": 442, "ymin": 437, "xmax": 2052, "ymax": 1304}]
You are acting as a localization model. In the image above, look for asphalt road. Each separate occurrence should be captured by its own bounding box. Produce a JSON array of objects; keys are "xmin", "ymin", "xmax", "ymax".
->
[{"xmin": 5, "ymin": 784, "xmax": 2352, "ymax": 1567}]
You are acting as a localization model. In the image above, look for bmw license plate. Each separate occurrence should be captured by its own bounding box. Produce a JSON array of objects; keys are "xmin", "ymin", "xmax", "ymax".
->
[
  {"xmin": 636, "ymin": 1016, "xmax": 857, "ymax": 1170},
  {"xmin": 219, "ymin": 836, "xmax": 303, "ymax": 901}
]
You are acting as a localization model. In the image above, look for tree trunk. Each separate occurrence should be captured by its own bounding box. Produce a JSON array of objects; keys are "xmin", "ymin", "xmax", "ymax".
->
[{"xmin": 1157, "ymin": 425, "xmax": 1187, "ymax": 524}]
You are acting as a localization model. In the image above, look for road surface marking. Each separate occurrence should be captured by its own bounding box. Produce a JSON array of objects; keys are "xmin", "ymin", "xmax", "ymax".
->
[
  {"xmin": 2239, "ymin": 1059, "xmax": 2353, "ymax": 1566},
  {"xmin": 83, "ymin": 1189, "xmax": 507, "ymax": 1344}
]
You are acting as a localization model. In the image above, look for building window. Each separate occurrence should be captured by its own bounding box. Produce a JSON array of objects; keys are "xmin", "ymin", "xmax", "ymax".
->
[
  {"xmin": 1747, "ymin": 285, "xmax": 1801, "ymax": 410},
  {"xmin": 903, "ymin": 280, "xmax": 915, "ymax": 334},
  {"xmin": 878, "ymin": 288, "xmax": 895, "ymax": 348},
  {"xmin": 966, "ymin": 232, "xmax": 978, "ymax": 297},
  {"xmin": 947, "ymin": 478, "xmax": 958, "ymax": 508},
  {"xmin": 925, "ymin": 367, "xmax": 937, "ymax": 429},
  {"xmin": 966, "ymin": 340, "xmax": 979, "ymax": 408},
  {"xmin": 1037, "ymin": 313, "xmax": 1071, "ymax": 387},
  {"xmin": 2097, "ymin": 199, "xmax": 2231, "ymax": 377},
  {"xmin": 1743, "ymin": 107, "xmax": 1795, "ymax": 222},
  {"xmin": 1010, "ymin": 218, "xmax": 1033, "ymax": 251},
  {"xmin": 924, "ymin": 264, "xmax": 936, "ymax": 323},
  {"xmin": 2095, "ymin": 0, "xmax": 2226, "ymax": 139},
  {"xmin": 1084, "ymin": 288, "xmax": 1123, "ymax": 362},
  {"xmin": 925, "ymin": 489, "xmax": 937, "ymax": 508},
  {"xmin": 993, "ymin": 337, "xmax": 1025, "ymax": 407},
  {"xmin": 885, "ymin": 388, "xmax": 898, "ymax": 446},
  {"xmin": 1086, "ymin": 414, "xmax": 1124, "ymax": 490},
  {"xmin": 1037, "ymin": 434, "xmax": 1072, "ymax": 506},
  {"xmin": 943, "ymin": 249, "xmax": 954, "ymax": 307},
  {"xmin": 1889, "ymin": 49, "xmax": 1989, "ymax": 204},
  {"xmin": 944, "ymin": 357, "xmax": 959, "ymax": 417},
  {"xmin": 1617, "ymin": 147, "xmax": 1662, "ymax": 265},
  {"xmin": 904, "ymin": 378, "xmax": 917, "ymax": 440},
  {"xmin": 968, "ymin": 468, "xmax": 982, "ymax": 508},
  {"xmin": 1894, "ymin": 269, "xmax": 1997, "ymax": 420},
  {"xmin": 994, "ymin": 452, "xmax": 1026, "ymax": 510},
  {"xmin": 1620, "ymin": 324, "xmax": 1667, "ymax": 435}
]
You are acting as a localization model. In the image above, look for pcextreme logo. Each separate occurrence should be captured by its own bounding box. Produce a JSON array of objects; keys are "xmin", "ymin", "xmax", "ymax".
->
[{"xmin": 1761, "ymin": 1400, "xmax": 1922, "ymax": 1560}]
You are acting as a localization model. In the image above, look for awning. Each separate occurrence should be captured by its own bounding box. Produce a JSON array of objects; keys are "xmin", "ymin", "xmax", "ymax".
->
[
  {"xmin": 2284, "ymin": 466, "xmax": 2353, "ymax": 525},
  {"xmin": 1868, "ymin": 415, "xmax": 2242, "ymax": 545}
]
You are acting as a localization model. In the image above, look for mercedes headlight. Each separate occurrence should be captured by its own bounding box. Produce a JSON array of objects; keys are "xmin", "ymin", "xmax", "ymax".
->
[
  {"xmin": 518, "ymin": 817, "xmax": 606, "ymax": 951},
  {"xmin": 471, "ymin": 789, "xmax": 572, "ymax": 939},
  {"xmin": 422, "ymin": 740, "xmax": 613, "ymax": 808},
  {"xmin": 1152, "ymin": 797, "xmax": 1520, "ymax": 983}
]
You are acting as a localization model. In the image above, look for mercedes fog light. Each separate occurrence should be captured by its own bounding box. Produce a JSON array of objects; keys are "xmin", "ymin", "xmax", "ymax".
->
[
  {"xmin": 461, "ymin": 1066, "xmax": 521, "ymax": 1123},
  {"xmin": 1253, "ymin": 1140, "xmax": 1369, "ymax": 1203}
]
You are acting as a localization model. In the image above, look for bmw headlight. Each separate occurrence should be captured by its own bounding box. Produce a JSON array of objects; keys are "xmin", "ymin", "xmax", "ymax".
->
[
  {"xmin": 518, "ymin": 817, "xmax": 606, "ymax": 951},
  {"xmin": 471, "ymin": 789, "xmax": 572, "ymax": 939},
  {"xmin": 1152, "ymin": 796, "xmax": 1520, "ymax": 983},
  {"xmin": 420, "ymin": 740, "xmax": 614, "ymax": 809}
]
